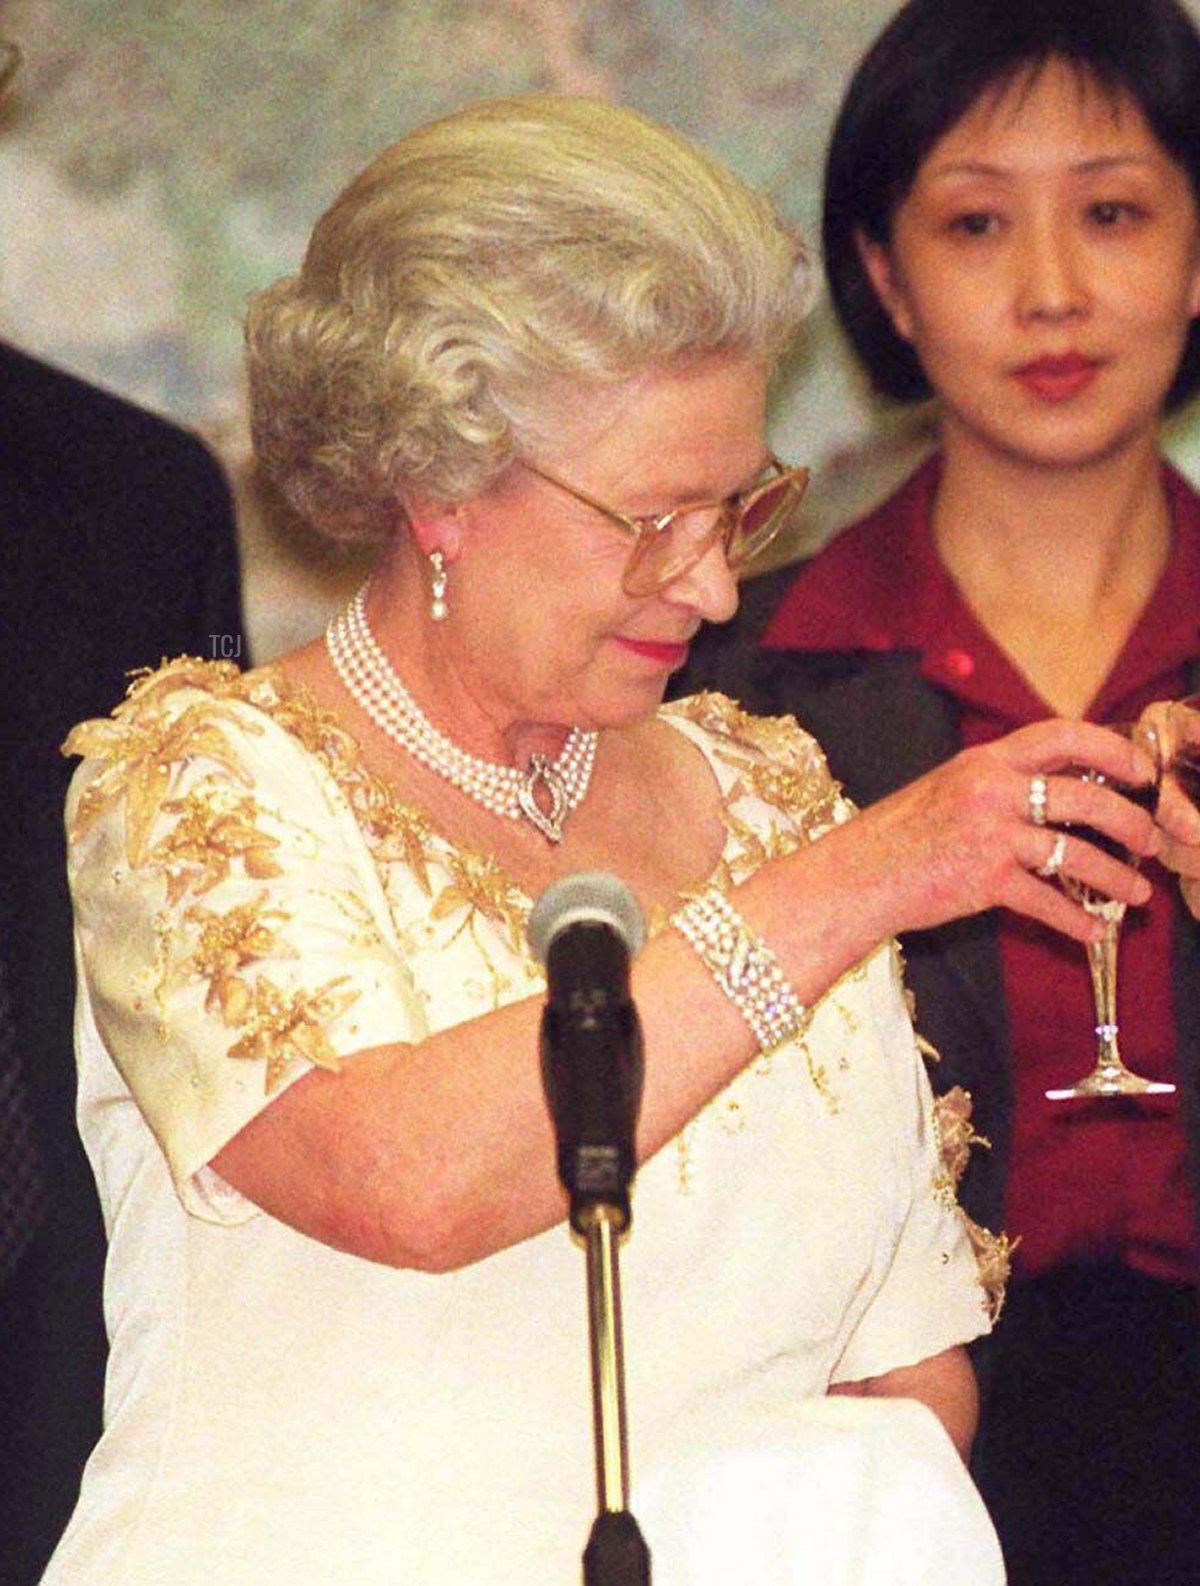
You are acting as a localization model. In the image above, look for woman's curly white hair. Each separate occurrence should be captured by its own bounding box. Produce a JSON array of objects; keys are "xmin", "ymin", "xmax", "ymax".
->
[{"xmin": 245, "ymin": 93, "xmax": 813, "ymax": 544}]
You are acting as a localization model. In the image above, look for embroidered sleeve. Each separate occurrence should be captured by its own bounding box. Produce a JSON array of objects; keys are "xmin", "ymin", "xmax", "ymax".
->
[
  {"xmin": 829, "ymin": 947, "xmax": 997, "ymax": 1383},
  {"xmin": 65, "ymin": 661, "xmax": 424, "ymax": 1221},
  {"xmin": 931, "ymin": 1086, "xmax": 1016, "ymax": 1322}
]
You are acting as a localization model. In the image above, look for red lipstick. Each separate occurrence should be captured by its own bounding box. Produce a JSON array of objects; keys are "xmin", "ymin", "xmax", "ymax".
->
[
  {"xmin": 1014, "ymin": 353, "xmax": 1102, "ymax": 402},
  {"xmin": 617, "ymin": 637, "xmax": 690, "ymax": 669}
]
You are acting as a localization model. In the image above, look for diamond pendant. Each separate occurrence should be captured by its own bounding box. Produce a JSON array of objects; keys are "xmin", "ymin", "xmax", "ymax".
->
[{"xmin": 517, "ymin": 754, "xmax": 568, "ymax": 843}]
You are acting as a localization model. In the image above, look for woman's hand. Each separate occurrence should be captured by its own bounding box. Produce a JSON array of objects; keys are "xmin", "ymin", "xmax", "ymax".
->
[
  {"xmin": 1137, "ymin": 699, "xmax": 1200, "ymax": 918},
  {"xmin": 1156, "ymin": 798, "xmax": 1200, "ymax": 917},
  {"xmin": 820, "ymin": 719, "xmax": 1160, "ymax": 948}
]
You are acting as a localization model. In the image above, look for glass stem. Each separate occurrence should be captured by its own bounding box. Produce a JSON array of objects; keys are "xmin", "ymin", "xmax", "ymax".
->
[{"xmin": 1086, "ymin": 912, "xmax": 1124, "ymax": 1072}]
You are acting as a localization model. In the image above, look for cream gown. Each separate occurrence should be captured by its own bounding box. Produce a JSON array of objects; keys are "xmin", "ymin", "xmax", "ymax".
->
[{"xmin": 44, "ymin": 663, "xmax": 1004, "ymax": 1584}]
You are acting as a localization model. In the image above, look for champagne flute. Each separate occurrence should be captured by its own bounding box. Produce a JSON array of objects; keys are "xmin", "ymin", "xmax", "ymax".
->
[
  {"xmin": 1045, "ymin": 719, "xmax": 1176, "ymax": 1100},
  {"xmin": 1153, "ymin": 693, "xmax": 1200, "ymax": 815}
]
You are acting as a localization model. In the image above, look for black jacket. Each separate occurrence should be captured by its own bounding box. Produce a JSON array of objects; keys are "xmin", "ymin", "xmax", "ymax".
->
[{"xmin": 0, "ymin": 343, "xmax": 245, "ymax": 1585}]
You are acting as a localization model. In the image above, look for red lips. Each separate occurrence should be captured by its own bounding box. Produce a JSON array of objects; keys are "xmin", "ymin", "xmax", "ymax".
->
[
  {"xmin": 616, "ymin": 636, "xmax": 691, "ymax": 669},
  {"xmin": 1013, "ymin": 352, "xmax": 1103, "ymax": 401}
]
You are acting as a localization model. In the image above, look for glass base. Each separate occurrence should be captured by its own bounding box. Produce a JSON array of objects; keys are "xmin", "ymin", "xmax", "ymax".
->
[{"xmin": 1046, "ymin": 1063, "xmax": 1176, "ymax": 1100}]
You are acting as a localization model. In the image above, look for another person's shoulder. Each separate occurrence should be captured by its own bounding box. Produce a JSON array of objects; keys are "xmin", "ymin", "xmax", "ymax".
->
[
  {"xmin": 0, "ymin": 340, "xmax": 207, "ymax": 449},
  {"xmin": 0, "ymin": 340, "xmax": 229, "ymax": 505},
  {"xmin": 1165, "ymin": 456, "xmax": 1200, "ymax": 526},
  {"xmin": 673, "ymin": 560, "xmax": 797, "ymax": 699}
]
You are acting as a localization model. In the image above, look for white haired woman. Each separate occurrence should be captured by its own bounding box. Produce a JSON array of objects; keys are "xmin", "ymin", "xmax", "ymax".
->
[{"xmin": 46, "ymin": 94, "xmax": 1176, "ymax": 1585}]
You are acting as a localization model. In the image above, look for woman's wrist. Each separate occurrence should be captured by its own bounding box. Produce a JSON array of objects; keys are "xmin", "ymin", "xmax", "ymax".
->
[
  {"xmin": 735, "ymin": 823, "xmax": 902, "ymax": 1004},
  {"xmin": 671, "ymin": 885, "xmax": 810, "ymax": 1053}
]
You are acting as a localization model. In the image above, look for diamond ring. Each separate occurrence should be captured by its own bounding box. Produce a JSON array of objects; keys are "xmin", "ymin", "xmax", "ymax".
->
[
  {"xmin": 1036, "ymin": 830, "xmax": 1068, "ymax": 879},
  {"xmin": 1028, "ymin": 774, "xmax": 1049, "ymax": 828}
]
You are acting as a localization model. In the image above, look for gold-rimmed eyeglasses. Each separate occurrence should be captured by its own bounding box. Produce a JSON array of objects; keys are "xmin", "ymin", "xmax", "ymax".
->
[{"xmin": 519, "ymin": 454, "xmax": 809, "ymax": 597}]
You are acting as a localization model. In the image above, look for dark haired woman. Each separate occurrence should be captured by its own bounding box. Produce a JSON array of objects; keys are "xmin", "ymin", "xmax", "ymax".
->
[{"xmin": 679, "ymin": 1, "xmax": 1200, "ymax": 1581}]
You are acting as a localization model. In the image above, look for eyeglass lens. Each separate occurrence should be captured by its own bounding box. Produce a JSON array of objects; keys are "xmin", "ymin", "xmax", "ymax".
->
[{"xmin": 622, "ymin": 474, "xmax": 803, "ymax": 596}]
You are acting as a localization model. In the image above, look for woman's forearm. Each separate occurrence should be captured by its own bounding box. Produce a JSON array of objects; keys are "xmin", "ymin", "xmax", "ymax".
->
[
  {"xmin": 210, "ymin": 822, "xmax": 914, "ymax": 1272},
  {"xmin": 829, "ymin": 1345, "xmax": 980, "ymax": 1461}
]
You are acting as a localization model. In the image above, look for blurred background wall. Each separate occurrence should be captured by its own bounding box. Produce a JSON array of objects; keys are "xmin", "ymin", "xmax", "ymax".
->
[{"xmin": 3, "ymin": 0, "xmax": 1199, "ymax": 663}]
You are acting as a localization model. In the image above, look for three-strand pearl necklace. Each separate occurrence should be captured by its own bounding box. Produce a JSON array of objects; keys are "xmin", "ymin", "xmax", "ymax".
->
[{"xmin": 326, "ymin": 587, "xmax": 599, "ymax": 844}]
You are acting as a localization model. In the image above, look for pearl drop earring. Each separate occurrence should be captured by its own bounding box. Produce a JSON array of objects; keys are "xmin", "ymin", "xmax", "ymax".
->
[{"xmin": 429, "ymin": 549, "xmax": 448, "ymax": 621}]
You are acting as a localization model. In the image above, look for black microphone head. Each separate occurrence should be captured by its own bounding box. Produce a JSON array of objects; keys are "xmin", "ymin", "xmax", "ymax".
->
[
  {"xmin": 527, "ymin": 871, "xmax": 646, "ymax": 966},
  {"xmin": 529, "ymin": 872, "xmax": 646, "ymax": 1233}
]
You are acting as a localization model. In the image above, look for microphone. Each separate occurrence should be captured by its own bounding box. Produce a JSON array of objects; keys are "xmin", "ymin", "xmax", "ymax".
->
[{"xmin": 527, "ymin": 872, "xmax": 647, "ymax": 1235}]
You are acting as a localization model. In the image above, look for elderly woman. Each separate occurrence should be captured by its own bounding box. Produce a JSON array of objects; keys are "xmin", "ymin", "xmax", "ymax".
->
[{"xmin": 45, "ymin": 95, "xmax": 1169, "ymax": 1585}]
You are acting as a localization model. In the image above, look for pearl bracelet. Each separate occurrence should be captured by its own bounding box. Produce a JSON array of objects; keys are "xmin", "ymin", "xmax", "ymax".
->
[{"xmin": 671, "ymin": 886, "xmax": 808, "ymax": 1053}]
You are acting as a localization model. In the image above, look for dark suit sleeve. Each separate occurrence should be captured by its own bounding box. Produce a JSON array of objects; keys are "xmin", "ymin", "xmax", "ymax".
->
[{"xmin": 0, "ymin": 344, "xmax": 245, "ymax": 1585}]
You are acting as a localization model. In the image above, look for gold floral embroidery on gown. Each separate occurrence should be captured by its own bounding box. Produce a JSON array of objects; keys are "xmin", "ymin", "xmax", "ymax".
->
[
  {"xmin": 931, "ymin": 1085, "xmax": 1015, "ymax": 1321},
  {"xmin": 64, "ymin": 659, "xmax": 370, "ymax": 1095},
  {"xmin": 66, "ymin": 660, "xmax": 256, "ymax": 866},
  {"xmin": 62, "ymin": 667, "xmax": 834, "ymax": 1093},
  {"xmin": 63, "ymin": 658, "xmax": 541, "ymax": 1095}
]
